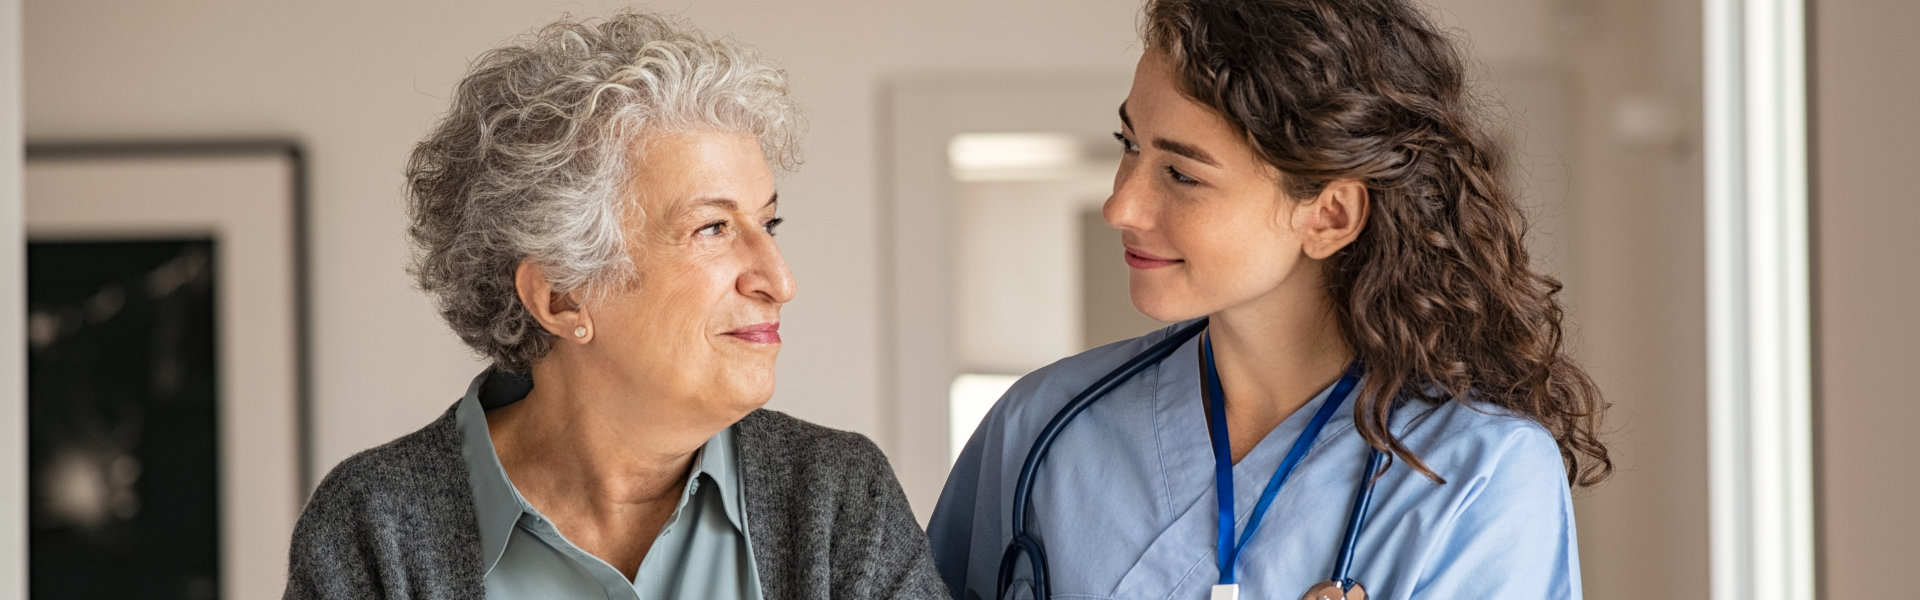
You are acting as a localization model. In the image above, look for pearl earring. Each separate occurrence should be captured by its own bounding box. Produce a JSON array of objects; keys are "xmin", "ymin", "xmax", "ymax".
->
[{"xmin": 573, "ymin": 325, "xmax": 587, "ymax": 338}]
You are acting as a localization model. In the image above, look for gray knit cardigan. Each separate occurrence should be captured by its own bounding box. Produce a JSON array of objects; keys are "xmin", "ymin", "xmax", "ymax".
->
[{"xmin": 284, "ymin": 405, "xmax": 948, "ymax": 599}]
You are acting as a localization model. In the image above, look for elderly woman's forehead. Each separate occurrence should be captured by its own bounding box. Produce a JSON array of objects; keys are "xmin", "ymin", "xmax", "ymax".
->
[
  {"xmin": 628, "ymin": 128, "xmax": 765, "ymax": 160},
  {"xmin": 644, "ymin": 189, "xmax": 779, "ymax": 218},
  {"xmin": 626, "ymin": 132, "xmax": 772, "ymax": 196}
]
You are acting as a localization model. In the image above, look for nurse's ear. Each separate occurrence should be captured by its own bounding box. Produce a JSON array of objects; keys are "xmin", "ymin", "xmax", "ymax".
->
[
  {"xmin": 514, "ymin": 260, "xmax": 593, "ymax": 344},
  {"xmin": 1293, "ymin": 178, "xmax": 1370, "ymax": 260}
]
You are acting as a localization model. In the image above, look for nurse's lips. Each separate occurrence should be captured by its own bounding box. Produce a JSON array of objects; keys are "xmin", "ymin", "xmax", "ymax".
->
[
  {"xmin": 1123, "ymin": 247, "xmax": 1183, "ymax": 270},
  {"xmin": 724, "ymin": 322, "xmax": 781, "ymax": 344}
]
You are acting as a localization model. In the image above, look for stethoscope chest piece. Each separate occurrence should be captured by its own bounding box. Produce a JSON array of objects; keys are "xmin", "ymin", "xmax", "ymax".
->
[{"xmin": 1300, "ymin": 580, "xmax": 1366, "ymax": 600}]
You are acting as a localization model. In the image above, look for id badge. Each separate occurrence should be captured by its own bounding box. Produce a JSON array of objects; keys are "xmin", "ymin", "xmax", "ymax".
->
[{"xmin": 1210, "ymin": 584, "xmax": 1240, "ymax": 600}]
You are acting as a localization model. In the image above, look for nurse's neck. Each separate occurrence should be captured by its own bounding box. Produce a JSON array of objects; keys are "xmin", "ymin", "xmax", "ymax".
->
[{"xmin": 1206, "ymin": 286, "xmax": 1353, "ymax": 464}]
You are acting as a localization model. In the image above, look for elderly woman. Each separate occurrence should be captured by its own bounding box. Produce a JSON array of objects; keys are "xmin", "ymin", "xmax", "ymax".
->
[{"xmin": 284, "ymin": 11, "xmax": 944, "ymax": 600}]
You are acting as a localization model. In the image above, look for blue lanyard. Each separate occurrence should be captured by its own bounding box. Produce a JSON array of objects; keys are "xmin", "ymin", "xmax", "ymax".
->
[{"xmin": 1200, "ymin": 333, "xmax": 1364, "ymax": 586}]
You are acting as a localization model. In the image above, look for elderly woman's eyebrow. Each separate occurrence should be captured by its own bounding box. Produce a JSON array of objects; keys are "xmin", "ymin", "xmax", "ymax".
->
[{"xmin": 692, "ymin": 193, "xmax": 779, "ymax": 212}]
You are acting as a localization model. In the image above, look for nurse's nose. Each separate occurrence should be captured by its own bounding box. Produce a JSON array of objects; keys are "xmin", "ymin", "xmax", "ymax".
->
[{"xmin": 1104, "ymin": 160, "xmax": 1155, "ymax": 233}]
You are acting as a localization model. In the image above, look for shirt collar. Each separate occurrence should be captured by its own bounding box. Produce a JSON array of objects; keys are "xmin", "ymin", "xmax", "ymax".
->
[
  {"xmin": 455, "ymin": 369, "xmax": 752, "ymax": 576},
  {"xmin": 695, "ymin": 423, "xmax": 750, "ymax": 532},
  {"xmin": 455, "ymin": 369, "xmax": 526, "ymax": 578}
]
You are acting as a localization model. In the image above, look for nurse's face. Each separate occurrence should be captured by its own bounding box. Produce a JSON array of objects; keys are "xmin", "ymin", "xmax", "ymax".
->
[
  {"xmin": 588, "ymin": 129, "xmax": 795, "ymax": 423},
  {"xmin": 1106, "ymin": 51, "xmax": 1317, "ymax": 322}
]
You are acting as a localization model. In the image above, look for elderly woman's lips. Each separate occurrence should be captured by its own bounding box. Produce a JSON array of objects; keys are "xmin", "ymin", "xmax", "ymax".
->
[{"xmin": 724, "ymin": 323, "xmax": 781, "ymax": 344}]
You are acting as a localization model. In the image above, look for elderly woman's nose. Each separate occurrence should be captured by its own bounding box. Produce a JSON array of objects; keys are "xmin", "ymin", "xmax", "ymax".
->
[{"xmin": 738, "ymin": 232, "xmax": 796, "ymax": 303}]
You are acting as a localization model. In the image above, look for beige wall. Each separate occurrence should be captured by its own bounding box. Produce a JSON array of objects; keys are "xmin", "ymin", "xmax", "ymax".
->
[
  {"xmin": 1557, "ymin": 0, "xmax": 1712, "ymax": 597},
  {"xmin": 2, "ymin": 0, "xmax": 24, "ymax": 598},
  {"xmin": 1814, "ymin": 0, "xmax": 1920, "ymax": 595},
  {"xmin": 955, "ymin": 177, "xmax": 1111, "ymax": 374}
]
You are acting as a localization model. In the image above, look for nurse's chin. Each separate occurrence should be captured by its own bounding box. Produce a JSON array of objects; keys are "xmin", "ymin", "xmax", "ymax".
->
[{"xmin": 1126, "ymin": 289, "xmax": 1210, "ymax": 324}]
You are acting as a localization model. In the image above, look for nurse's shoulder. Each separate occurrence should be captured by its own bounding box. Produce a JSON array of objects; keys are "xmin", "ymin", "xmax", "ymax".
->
[
  {"xmin": 985, "ymin": 319, "xmax": 1200, "ymax": 432},
  {"xmin": 1405, "ymin": 392, "xmax": 1566, "ymax": 471},
  {"xmin": 931, "ymin": 321, "xmax": 1200, "ymax": 598},
  {"xmin": 1389, "ymin": 391, "xmax": 1574, "ymax": 535},
  {"xmin": 1377, "ymin": 394, "xmax": 1583, "ymax": 596},
  {"xmin": 1395, "ymin": 392, "xmax": 1566, "ymax": 482}
]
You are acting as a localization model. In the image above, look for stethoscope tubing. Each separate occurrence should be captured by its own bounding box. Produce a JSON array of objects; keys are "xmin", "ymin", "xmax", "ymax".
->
[{"xmin": 1334, "ymin": 446, "xmax": 1389, "ymax": 585}]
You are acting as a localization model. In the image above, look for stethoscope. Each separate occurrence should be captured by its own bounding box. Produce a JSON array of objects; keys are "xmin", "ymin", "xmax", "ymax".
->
[{"xmin": 997, "ymin": 318, "xmax": 1390, "ymax": 600}]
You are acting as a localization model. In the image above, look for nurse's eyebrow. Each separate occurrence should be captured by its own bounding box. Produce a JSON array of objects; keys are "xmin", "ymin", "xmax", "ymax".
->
[
  {"xmin": 1153, "ymin": 138, "xmax": 1220, "ymax": 167},
  {"xmin": 1119, "ymin": 101, "xmax": 1222, "ymax": 167}
]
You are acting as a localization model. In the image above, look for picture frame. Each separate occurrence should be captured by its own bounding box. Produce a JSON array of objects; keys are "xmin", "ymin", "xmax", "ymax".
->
[{"xmin": 23, "ymin": 140, "xmax": 310, "ymax": 599}]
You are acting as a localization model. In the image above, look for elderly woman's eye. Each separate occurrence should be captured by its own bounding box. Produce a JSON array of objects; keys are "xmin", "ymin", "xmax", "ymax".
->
[
  {"xmin": 763, "ymin": 217, "xmax": 785, "ymax": 235},
  {"xmin": 698, "ymin": 221, "xmax": 728, "ymax": 236}
]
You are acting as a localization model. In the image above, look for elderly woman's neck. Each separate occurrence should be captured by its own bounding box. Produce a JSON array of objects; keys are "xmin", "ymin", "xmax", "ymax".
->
[{"xmin": 486, "ymin": 364, "xmax": 730, "ymax": 511}]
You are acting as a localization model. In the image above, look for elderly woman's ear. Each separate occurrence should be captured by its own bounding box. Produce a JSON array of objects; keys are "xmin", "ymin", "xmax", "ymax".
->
[{"xmin": 514, "ymin": 260, "xmax": 591, "ymax": 343}]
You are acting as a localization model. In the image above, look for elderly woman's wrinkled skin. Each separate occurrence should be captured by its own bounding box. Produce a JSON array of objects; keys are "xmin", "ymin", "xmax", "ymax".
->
[{"xmin": 488, "ymin": 129, "xmax": 795, "ymax": 577}]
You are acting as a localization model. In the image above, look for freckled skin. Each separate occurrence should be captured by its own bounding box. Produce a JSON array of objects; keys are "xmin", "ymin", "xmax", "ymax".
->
[{"xmin": 1106, "ymin": 51, "xmax": 1319, "ymax": 322}]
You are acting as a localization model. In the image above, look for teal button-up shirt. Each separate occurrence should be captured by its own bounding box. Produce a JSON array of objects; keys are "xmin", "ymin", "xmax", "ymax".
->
[{"xmin": 454, "ymin": 370, "xmax": 763, "ymax": 600}]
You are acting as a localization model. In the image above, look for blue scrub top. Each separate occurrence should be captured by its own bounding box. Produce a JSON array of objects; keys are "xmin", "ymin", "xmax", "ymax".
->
[{"xmin": 928, "ymin": 322, "xmax": 1583, "ymax": 600}]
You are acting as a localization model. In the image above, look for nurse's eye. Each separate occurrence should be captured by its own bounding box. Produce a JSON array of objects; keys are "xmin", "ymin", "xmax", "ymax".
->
[
  {"xmin": 1165, "ymin": 165, "xmax": 1199, "ymax": 186},
  {"xmin": 697, "ymin": 220, "xmax": 729, "ymax": 237},
  {"xmin": 762, "ymin": 217, "xmax": 785, "ymax": 236},
  {"xmin": 1112, "ymin": 131, "xmax": 1139, "ymax": 154}
]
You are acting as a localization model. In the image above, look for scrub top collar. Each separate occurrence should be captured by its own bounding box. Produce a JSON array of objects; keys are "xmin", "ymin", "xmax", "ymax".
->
[
  {"xmin": 1156, "ymin": 330, "xmax": 1375, "ymax": 452},
  {"xmin": 453, "ymin": 368, "xmax": 751, "ymax": 578}
]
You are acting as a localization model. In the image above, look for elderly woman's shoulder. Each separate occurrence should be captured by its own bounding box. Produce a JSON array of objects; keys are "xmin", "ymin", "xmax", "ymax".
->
[
  {"xmin": 285, "ymin": 407, "xmax": 481, "ymax": 597},
  {"xmin": 733, "ymin": 409, "xmax": 900, "ymax": 484},
  {"xmin": 298, "ymin": 407, "xmax": 466, "ymax": 519},
  {"xmin": 735, "ymin": 408, "xmax": 885, "ymax": 458}
]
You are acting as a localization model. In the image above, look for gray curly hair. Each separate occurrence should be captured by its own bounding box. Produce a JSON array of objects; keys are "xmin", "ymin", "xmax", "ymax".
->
[{"xmin": 405, "ymin": 9, "xmax": 803, "ymax": 373}]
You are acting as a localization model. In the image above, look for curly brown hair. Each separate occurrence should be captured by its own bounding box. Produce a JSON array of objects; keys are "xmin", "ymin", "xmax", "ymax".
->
[{"xmin": 1143, "ymin": 0, "xmax": 1611, "ymax": 486}]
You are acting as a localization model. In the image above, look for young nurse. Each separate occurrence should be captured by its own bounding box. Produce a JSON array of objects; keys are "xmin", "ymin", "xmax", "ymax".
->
[{"xmin": 928, "ymin": 0, "xmax": 1611, "ymax": 599}]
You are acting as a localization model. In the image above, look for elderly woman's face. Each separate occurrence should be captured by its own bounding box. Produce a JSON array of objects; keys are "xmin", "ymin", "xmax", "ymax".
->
[{"xmin": 590, "ymin": 130, "xmax": 795, "ymax": 420}]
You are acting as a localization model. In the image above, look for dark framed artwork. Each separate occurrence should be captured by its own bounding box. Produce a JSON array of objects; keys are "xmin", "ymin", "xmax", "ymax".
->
[{"xmin": 23, "ymin": 141, "xmax": 310, "ymax": 599}]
